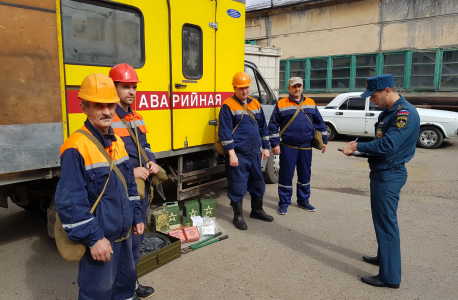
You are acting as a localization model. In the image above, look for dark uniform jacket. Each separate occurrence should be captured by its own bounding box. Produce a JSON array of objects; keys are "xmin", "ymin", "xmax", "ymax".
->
[
  {"xmin": 218, "ymin": 95, "xmax": 270, "ymax": 155},
  {"xmin": 268, "ymin": 95, "xmax": 328, "ymax": 148},
  {"xmin": 357, "ymin": 96, "xmax": 420, "ymax": 171},
  {"xmin": 55, "ymin": 120, "xmax": 141, "ymax": 247}
]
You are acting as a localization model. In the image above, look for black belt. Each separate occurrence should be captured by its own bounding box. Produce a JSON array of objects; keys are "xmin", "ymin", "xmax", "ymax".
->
[
  {"xmin": 370, "ymin": 163, "xmax": 405, "ymax": 173},
  {"xmin": 280, "ymin": 142, "xmax": 311, "ymax": 150}
]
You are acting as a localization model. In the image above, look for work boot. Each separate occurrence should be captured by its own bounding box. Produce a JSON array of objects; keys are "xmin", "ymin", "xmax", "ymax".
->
[
  {"xmin": 250, "ymin": 195, "xmax": 274, "ymax": 222},
  {"xmin": 135, "ymin": 280, "xmax": 154, "ymax": 298},
  {"xmin": 231, "ymin": 201, "xmax": 247, "ymax": 230}
]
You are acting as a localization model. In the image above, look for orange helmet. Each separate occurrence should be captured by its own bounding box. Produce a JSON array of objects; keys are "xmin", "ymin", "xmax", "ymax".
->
[
  {"xmin": 109, "ymin": 63, "xmax": 141, "ymax": 83},
  {"xmin": 78, "ymin": 73, "xmax": 120, "ymax": 103},
  {"xmin": 232, "ymin": 71, "xmax": 251, "ymax": 88}
]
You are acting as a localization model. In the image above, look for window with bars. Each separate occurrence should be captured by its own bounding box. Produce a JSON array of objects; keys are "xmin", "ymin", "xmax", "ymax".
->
[
  {"xmin": 410, "ymin": 52, "xmax": 436, "ymax": 89},
  {"xmin": 355, "ymin": 55, "xmax": 376, "ymax": 89},
  {"xmin": 279, "ymin": 48, "xmax": 458, "ymax": 93},
  {"xmin": 332, "ymin": 57, "xmax": 351, "ymax": 89},
  {"xmin": 310, "ymin": 59, "xmax": 327, "ymax": 90},
  {"xmin": 289, "ymin": 61, "xmax": 305, "ymax": 85},
  {"xmin": 383, "ymin": 53, "xmax": 405, "ymax": 90},
  {"xmin": 440, "ymin": 50, "xmax": 458, "ymax": 89},
  {"xmin": 279, "ymin": 61, "xmax": 286, "ymax": 91}
]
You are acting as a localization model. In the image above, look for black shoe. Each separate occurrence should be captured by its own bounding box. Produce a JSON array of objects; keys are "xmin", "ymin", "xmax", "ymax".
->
[
  {"xmin": 361, "ymin": 276, "xmax": 399, "ymax": 289},
  {"xmin": 133, "ymin": 295, "xmax": 140, "ymax": 300},
  {"xmin": 231, "ymin": 201, "xmax": 247, "ymax": 230},
  {"xmin": 363, "ymin": 255, "xmax": 380, "ymax": 266},
  {"xmin": 135, "ymin": 283, "xmax": 154, "ymax": 298},
  {"xmin": 250, "ymin": 196, "xmax": 274, "ymax": 222}
]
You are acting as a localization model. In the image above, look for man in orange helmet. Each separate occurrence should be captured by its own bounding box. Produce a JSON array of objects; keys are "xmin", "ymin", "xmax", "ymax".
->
[
  {"xmin": 109, "ymin": 63, "xmax": 167, "ymax": 298},
  {"xmin": 55, "ymin": 73, "xmax": 144, "ymax": 299},
  {"xmin": 218, "ymin": 71, "xmax": 274, "ymax": 230}
]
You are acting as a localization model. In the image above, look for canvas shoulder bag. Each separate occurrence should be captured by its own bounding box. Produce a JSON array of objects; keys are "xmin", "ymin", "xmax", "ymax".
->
[
  {"xmin": 215, "ymin": 113, "xmax": 244, "ymax": 155},
  {"xmin": 303, "ymin": 109, "xmax": 325, "ymax": 150},
  {"xmin": 118, "ymin": 115, "xmax": 148, "ymax": 199}
]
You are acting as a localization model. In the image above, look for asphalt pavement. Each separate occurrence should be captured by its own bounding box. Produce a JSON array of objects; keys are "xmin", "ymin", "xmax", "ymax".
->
[{"xmin": 0, "ymin": 136, "xmax": 457, "ymax": 299}]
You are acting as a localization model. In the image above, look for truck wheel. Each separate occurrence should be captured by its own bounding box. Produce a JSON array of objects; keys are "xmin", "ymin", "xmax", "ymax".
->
[
  {"xmin": 326, "ymin": 123, "xmax": 337, "ymax": 141},
  {"xmin": 417, "ymin": 126, "xmax": 443, "ymax": 149},
  {"xmin": 263, "ymin": 150, "xmax": 279, "ymax": 184}
]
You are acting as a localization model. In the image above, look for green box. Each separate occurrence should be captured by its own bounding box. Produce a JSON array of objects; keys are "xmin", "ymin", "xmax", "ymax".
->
[
  {"xmin": 163, "ymin": 201, "xmax": 180, "ymax": 230},
  {"xmin": 183, "ymin": 200, "xmax": 200, "ymax": 227},
  {"xmin": 137, "ymin": 232, "xmax": 181, "ymax": 277},
  {"xmin": 200, "ymin": 198, "xmax": 216, "ymax": 219}
]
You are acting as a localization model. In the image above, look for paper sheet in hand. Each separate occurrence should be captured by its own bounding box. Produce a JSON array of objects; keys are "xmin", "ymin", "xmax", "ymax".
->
[
  {"xmin": 338, "ymin": 148, "xmax": 366, "ymax": 155},
  {"xmin": 338, "ymin": 148, "xmax": 383, "ymax": 158}
]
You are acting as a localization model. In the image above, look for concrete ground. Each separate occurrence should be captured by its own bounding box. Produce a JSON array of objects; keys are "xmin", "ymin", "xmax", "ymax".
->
[{"xmin": 0, "ymin": 136, "xmax": 457, "ymax": 299}]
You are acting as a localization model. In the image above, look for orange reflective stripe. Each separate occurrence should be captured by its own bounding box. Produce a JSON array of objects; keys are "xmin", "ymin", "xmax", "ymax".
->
[
  {"xmin": 277, "ymin": 96, "xmax": 316, "ymax": 109},
  {"xmin": 60, "ymin": 126, "xmax": 129, "ymax": 170},
  {"xmin": 112, "ymin": 127, "xmax": 130, "ymax": 137},
  {"xmin": 114, "ymin": 110, "xmax": 149, "ymax": 134},
  {"xmin": 222, "ymin": 96, "xmax": 261, "ymax": 113}
]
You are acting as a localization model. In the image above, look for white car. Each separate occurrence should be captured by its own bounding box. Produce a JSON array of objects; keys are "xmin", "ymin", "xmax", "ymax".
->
[{"xmin": 318, "ymin": 92, "xmax": 458, "ymax": 149}]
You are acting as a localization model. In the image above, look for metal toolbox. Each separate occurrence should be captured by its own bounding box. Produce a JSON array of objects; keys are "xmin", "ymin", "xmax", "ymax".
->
[{"xmin": 137, "ymin": 232, "xmax": 181, "ymax": 277}]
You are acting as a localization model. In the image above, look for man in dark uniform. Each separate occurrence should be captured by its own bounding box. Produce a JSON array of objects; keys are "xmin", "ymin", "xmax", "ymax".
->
[
  {"xmin": 218, "ymin": 71, "xmax": 274, "ymax": 230},
  {"xmin": 268, "ymin": 77, "xmax": 328, "ymax": 215},
  {"xmin": 343, "ymin": 74, "xmax": 420, "ymax": 288},
  {"xmin": 110, "ymin": 63, "xmax": 168, "ymax": 298}
]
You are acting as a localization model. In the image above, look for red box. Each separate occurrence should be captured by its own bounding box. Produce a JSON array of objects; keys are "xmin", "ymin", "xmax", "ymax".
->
[
  {"xmin": 184, "ymin": 226, "xmax": 200, "ymax": 242},
  {"xmin": 167, "ymin": 229, "xmax": 186, "ymax": 244}
]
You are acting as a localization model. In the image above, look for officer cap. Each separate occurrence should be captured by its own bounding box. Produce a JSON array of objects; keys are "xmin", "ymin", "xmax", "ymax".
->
[{"xmin": 361, "ymin": 74, "xmax": 395, "ymax": 98}]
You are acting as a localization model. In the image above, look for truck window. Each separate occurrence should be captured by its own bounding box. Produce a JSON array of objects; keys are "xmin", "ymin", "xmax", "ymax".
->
[
  {"xmin": 61, "ymin": 0, "xmax": 144, "ymax": 67},
  {"xmin": 182, "ymin": 24, "xmax": 203, "ymax": 79},
  {"xmin": 244, "ymin": 65, "xmax": 274, "ymax": 105}
]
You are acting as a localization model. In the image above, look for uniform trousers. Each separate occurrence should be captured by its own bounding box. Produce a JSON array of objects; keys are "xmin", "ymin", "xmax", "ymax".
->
[
  {"xmin": 278, "ymin": 144, "xmax": 312, "ymax": 208},
  {"xmin": 78, "ymin": 235, "xmax": 136, "ymax": 300},
  {"xmin": 225, "ymin": 152, "xmax": 265, "ymax": 203},
  {"xmin": 369, "ymin": 164, "xmax": 407, "ymax": 285}
]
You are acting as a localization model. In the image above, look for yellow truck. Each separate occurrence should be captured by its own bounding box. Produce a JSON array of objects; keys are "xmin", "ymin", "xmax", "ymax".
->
[{"xmin": 0, "ymin": 0, "xmax": 278, "ymax": 215}]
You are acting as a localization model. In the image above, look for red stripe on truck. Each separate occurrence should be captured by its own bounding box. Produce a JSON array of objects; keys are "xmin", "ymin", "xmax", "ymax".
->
[{"xmin": 66, "ymin": 90, "xmax": 233, "ymax": 114}]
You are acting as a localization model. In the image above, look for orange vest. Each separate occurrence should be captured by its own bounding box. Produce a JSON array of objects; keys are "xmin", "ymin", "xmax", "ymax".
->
[{"xmin": 112, "ymin": 110, "xmax": 148, "ymax": 137}]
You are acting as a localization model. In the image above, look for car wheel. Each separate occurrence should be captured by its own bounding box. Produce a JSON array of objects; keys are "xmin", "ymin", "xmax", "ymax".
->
[
  {"xmin": 326, "ymin": 123, "xmax": 337, "ymax": 141},
  {"xmin": 417, "ymin": 126, "xmax": 443, "ymax": 149},
  {"xmin": 263, "ymin": 150, "xmax": 279, "ymax": 184}
]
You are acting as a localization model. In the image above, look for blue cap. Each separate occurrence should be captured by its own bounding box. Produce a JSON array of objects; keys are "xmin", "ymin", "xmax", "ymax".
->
[{"xmin": 361, "ymin": 74, "xmax": 395, "ymax": 98}]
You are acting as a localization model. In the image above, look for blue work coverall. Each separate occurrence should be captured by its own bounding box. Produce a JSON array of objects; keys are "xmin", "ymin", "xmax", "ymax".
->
[
  {"xmin": 55, "ymin": 120, "xmax": 142, "ymax": 300},
  {"xmin": 113, "ymin": 105, "xmax": 156, "ymax": 266},
  {"xmin": 268, "ymin": 95, "xmax": 327, "ymax": 208},
  {"xmin": 357, "ymin": 96, "xmax": 420, "ymax": 285},
  {"xmin": 218, "ymin": 95, "xmax": 270, "ymax": 203}
]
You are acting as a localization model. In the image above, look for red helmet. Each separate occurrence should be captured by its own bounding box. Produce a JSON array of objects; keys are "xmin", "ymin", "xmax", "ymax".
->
[{"xmin": 109, "ymin": 63, "xmax": 141, "ymax": 83}]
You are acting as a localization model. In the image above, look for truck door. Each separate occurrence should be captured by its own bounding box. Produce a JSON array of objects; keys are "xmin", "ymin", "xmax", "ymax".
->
[
  {"xmin": 334, "ymin": 96, "xmax": 366, "ymax": 134},
  {"xmin": 169, "ymin": 0, "xmax": 216, "ymax": 150},
  {"xmin": 244, "ymin": 63, "xmax": 277, "ymax": 121}
]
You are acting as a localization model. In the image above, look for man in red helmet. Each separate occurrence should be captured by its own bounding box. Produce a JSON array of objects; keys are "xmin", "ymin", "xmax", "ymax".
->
[
  {"xmin": 218, "ymin": 71, "xmax": 274, "ymax": 230},
  {"xmin": 109, "ymin": 63, "xmax": 168, "ymax": 298}
]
